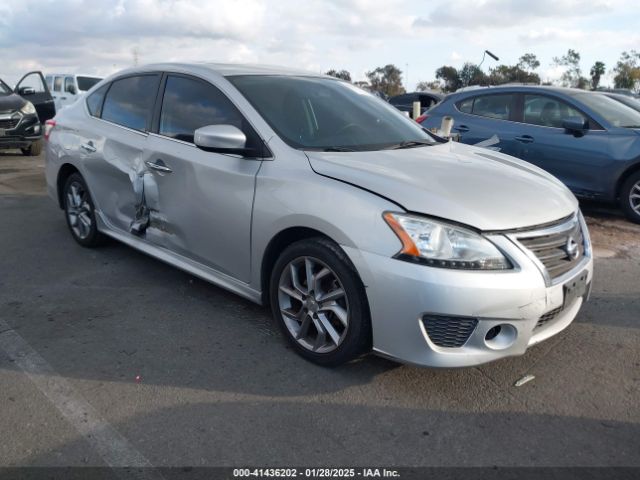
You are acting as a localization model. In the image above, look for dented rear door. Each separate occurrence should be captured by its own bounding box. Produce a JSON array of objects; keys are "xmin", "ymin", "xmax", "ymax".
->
[{"xmin": 81, "ymin": 74, "xmax": 161, "ymax": 234}]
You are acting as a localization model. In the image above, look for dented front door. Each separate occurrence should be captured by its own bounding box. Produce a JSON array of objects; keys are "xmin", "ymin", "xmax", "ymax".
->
[{"xmin": 143, "ymin": 134, "xmax": 261, "ymax": 282}]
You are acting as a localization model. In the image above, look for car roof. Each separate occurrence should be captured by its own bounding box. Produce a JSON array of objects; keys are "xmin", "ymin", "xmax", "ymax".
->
[
  {"xmin": 118, "ymin": 62, "xmax": 327, "ymax": 78},
  {"xmin": 450, "ymin": 84, "xmax": 591, "ymax": 98},
  {"xmin": 46, "ymin": 73, "xmax": 102, "ymax": 77}
]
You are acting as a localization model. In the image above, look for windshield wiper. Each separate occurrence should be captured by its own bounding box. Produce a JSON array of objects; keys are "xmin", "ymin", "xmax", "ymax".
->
[
  {"xmin": 385, "ymin": 140, "xmax": 433, "ymax": 150},
  {"xmin": 622, "ymin": 125, "xmax": 640, "ymax": 129},
  {"xmin": 319, "ymin": 146, "xmax": 358, "ymax": 152}
]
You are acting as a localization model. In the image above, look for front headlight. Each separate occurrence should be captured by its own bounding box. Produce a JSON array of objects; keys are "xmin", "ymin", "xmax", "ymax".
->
[
  {"xmin": 20, "ymin": 101, "xmax": 36, "ymax": 115},
  {"xmin": 383, "ymin": 212, "xmax": 512, "ymax": 270}
]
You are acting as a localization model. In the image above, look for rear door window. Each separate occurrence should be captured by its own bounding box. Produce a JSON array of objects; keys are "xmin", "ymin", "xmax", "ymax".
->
[
  {"xmin": 469, "ymin": 94, "xmax": 514, "ymax": 120},
  {"xmin": 53, "ymin": 76, "xmax": 62, "ymax": 92},
  {"xmin": 64, "ymin": 76, "xmax": 75, "ymax": 94},
  {"xmin": 101, "ymin": 75, "xmax": 160, "ymax": 132}
]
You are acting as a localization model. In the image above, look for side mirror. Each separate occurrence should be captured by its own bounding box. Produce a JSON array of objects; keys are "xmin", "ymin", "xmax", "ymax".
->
[
  {"xmin": 18, "ymin": 86, "xmax": 36, "ymax": 96},
  {"xmin": 194, "ymin": 125, "xmax": 247, "ymax": 154},
  {"xmin": 66, "ymin": 84, "xmax": 77, "ymax": 95},
  {"xmin": 562, "ymin": 117, "xmax": 588, "ymax": 136}
]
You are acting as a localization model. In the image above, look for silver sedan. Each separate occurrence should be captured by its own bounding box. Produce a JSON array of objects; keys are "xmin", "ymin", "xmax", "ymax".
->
[{"xmin": 44, "ymin": 63, "xmax": 593, "ymax": 367}]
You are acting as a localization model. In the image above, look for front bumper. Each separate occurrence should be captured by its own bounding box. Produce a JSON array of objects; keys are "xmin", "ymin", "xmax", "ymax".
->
[
  {"xmin": 0, "ymin": 112, "xmax": 42, "ymax": 150},
  {"xmin": 343, "ymin": 223, "xmax": 593, "ymax": 368}
]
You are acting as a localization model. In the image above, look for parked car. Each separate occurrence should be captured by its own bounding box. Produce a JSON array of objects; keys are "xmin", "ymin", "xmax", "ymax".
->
[
  {"xmin": 0, "ymin": 71, "xmax": 55, "ymax": 155},
  {"xmin": 595, "ymin": 87, "xmax": 640, "ymax": 99},
  {"xmin": 45, "ymin": 64, "xmax": 592, "ymax": 368},
  {"xmin": 45, "ymin": 73, "xmax": 102, "ymax": 111},
  {"xmin": 389, "ymin": 91, "xmax": 442, "ymax": 118},
  {"xmin": 419, "ymin": 85, "xmax": 640, "ymax": 223},
  {"xmin": 601, "ymin": 92, "xmax": 640, "ymax": 112}
]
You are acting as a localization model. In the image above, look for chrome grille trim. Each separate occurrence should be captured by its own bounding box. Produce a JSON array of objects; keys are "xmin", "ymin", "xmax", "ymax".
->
[{"xmin": 508, "ymin": 212, "xmax": 591, "ymax": 286}]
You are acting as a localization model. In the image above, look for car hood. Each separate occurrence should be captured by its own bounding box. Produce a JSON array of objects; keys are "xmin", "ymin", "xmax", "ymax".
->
[
  {"xmin": 0, "ymin": 93, "xmax": 26, "ymax": 113},
  {"xmin": 305, "ymin": 141, "xmax": 578, "ymax": 231}
]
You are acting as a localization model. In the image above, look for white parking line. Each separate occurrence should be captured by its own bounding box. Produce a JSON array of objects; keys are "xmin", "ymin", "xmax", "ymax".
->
[{"xmin": 0, "ymin": 319, "xmax": 164, "ymax": 479}]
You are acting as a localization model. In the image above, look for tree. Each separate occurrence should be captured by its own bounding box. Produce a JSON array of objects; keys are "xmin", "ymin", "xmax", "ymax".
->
[
  {"xmin": 325, "ymin": 69, "xmax": 352, "ymax": 82},
  {"xmin": 489, "ymin": 65, "xmax": 540, "ymax": 85},
  {"xmin": 590, "ymin": 61, "xmax": 606, "ymax": 90},
  {"xmin": 459, "ymin": 62, "xmax": 488, "ymax": 87},
  {"xmin": 435, "ymin": 66, "xmax": 462, "ymax": 92},
  {"xmin": 613, "ymin": 51, "xmax": 640, "ymax": 91},
  {"xmin": 416, "ymin": 80, "xmax": 442, "ymax": 92},
  {"xmin": 518, "ymin": 53, "xmax": 540, "ymax": 71},
  {"xmin": 552, "ymin": 49, "xmax": 582, "ymax": 87},
  {"xmin": 365, "ymin": 64, "xmax": 405, "ymax": 97}
]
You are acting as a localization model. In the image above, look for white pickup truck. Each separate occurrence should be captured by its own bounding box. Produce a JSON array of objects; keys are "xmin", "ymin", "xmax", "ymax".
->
[{"xmin": 44, "ymin": 74, "xmax": 102, "ymax": 111}]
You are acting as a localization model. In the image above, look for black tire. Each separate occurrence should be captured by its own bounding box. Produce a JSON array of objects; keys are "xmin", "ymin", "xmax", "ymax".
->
[
  {"xmin": 62, "ymin": 173, "xmax": 107, "ymax": 247},
  {"xmin": 269, "ymin": 237, "xmax": 371, "ymax": 367},
  {"xmin": 21, "ymin": 140, "xmax": 43, "ymax": 156},
  {"xmin": 620, "ymin": 171, "xmax": 640, "ymax": 224}
]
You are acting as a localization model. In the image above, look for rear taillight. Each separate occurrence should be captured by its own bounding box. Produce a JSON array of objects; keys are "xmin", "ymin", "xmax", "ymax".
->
[
  {"xmin": 416, "ymin": 114, "xmax": 428, "ymax": 124},
  {"xmin": 44, "ymin": 119, "xmax": 56, "ymax": 141}
]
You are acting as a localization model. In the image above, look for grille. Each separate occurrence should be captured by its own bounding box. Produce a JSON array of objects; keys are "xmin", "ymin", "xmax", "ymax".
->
[
  {"xmin": 535, "ymin": 306, "xmax": 563, "ymax": 330},
  {"xmin": 516, "ymin": 216, "xmax": 585, "ymax": 281},
  {"xmin": 0, "ymin": 117, "xmax": 20, "ymax": 130},
  {"xmin": 422, "ymin": 315, "xmax": 478, "ymax": 348}
]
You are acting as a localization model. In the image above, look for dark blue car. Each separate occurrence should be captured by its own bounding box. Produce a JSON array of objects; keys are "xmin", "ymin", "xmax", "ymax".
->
[{"xmin": 419, "ymin": 86, "xmax": 640, "ymax": 223}]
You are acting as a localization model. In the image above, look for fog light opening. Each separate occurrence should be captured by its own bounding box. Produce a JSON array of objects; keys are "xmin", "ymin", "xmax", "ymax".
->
[
  {"xmin": 484, "ymin": 323, "xmax": 517, "ymax": 350},
  {"xmin": 485, "ymin": 325, "xmax": 501, "ymax": 341}
]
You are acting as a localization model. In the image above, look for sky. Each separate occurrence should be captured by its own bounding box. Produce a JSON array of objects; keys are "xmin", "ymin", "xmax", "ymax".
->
[{"xmin": 1, "ymin": 0, "xmax": 639, "ymax": 89}]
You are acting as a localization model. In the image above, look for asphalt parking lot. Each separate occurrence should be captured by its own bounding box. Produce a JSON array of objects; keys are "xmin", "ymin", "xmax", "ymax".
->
[{"xmin": 0, "ymin": 151, "xmax": 639, "ymax": 469}]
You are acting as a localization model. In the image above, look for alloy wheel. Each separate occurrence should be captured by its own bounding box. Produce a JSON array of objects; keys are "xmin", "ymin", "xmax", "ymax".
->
[
  {"xmin": 66, "ymin": 181, "xmax": 93, "ymax": 240},
  {"xmin": 277, "ymin": 256, "xmax": 350, "ymax": 353},
  {"xmin": 630, "ymin": 180, "xmax": 640, "ymax": 215}
]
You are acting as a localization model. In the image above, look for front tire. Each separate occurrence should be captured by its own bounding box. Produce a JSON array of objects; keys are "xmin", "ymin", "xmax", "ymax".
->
[
  {"xmin": 63, "ymin": 173, "xmax": 106, "ymax": 247},
  {"xmin": 620, "ymin": 171, "xmax": 640, "ymax": 224},
  {"xmin": 21, "ymin": 140, "xmax": 43, "ymax": 156},
  {"xmin": 269, "ymin": 237, "xmax": 371, "ymax": 367}
]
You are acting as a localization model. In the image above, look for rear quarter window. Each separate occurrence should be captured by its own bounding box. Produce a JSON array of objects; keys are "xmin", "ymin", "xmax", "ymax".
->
[
  {"xmin": 86, "ymin": 84, "xmax": 109, "ymax": 118},
  {"xmin": 457, "ymin": 98, "xmax": 473, "ymax": 113}
]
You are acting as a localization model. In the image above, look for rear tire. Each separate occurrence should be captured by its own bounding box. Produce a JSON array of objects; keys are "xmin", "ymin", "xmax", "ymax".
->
[
  {"xmin": 620, "ymin": 171, "xmax": 640, "ymax": 224},
  {"xmin": 269, "ymin": 237, "xmax": 371, "ymax": 367},
  {"xmin": 21, "ymin": 140, "xmax": 43, "ymax": 156},
  {"xmin": 63, "ymin": 173, "xmax": 107, "ymax": 247}
]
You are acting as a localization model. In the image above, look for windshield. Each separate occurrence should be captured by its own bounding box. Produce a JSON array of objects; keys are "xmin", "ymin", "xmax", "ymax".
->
[
  {"xmin": 0, "ymin": 79, "xmax": 11, "ymax": 96},
  {"xmin": 228, "ymin": 75, "xmax": 436, "ymax": 151},
  {"xmin": 77, "ymin": 76, "xmax": 102, "ymax": 91},
  {"xmin": 576, "ymin": 92, "xmax": 640, "ymax": 128}
]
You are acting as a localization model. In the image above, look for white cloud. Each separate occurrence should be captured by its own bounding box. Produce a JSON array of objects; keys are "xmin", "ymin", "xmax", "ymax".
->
[
  {"xmin": 0, "ymin": 0, "xmax": 638, "ymax": 89},
  {"xmin": 413, "ymin": 0, "xmax": 612, "ymax": 30}
]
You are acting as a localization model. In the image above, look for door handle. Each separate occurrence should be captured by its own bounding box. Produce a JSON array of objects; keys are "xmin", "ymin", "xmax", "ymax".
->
[
  {"xmin": 80, "ymin": 142, "xmax": 96, "ymax": 153},
  {"xmin": 61, "ymin": 97, "xmax": 67, "ymax": 100},
  {"xmin": 454, "ymin": 125, "xmax": 470, "ymax": 133},
  {"xmin": 145, "ymin": 160, "xmax": 173, "ymax": 173},
  {"xmin": 515, "ymin": 135, "xmax": 534, "ymax": 143}
]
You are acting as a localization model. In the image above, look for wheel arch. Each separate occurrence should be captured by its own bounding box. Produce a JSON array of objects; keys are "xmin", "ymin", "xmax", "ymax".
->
[
  {"xmin": 260, "ymin": 226, "xmax": 334, "ymax": 305},
  {"xmin": 56, "ymin": 163, "xmax": 81, "ymax": 208},
  {"xmin": 615, "ymin": 160, "xmax": 640, "ymax": 200}
]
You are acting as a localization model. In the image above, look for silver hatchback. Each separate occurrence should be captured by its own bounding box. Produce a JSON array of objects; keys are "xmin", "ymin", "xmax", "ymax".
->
[{"xmin": 45, "ymin": 63, "xmax": 593, "ymax": 367}]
